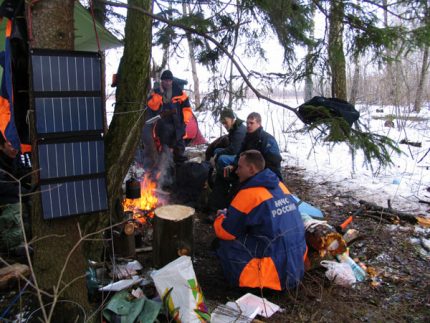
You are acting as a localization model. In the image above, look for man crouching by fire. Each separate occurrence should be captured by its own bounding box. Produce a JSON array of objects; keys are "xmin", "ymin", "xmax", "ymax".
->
[{"xmin": 213, "ymin": 150, "xmax": 307, "ymax": 290}]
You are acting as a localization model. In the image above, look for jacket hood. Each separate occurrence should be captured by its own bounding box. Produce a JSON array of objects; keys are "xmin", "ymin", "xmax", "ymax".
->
[{"xmin": 240, "ymin": 168, "xmax": 279, "ymax": 191}]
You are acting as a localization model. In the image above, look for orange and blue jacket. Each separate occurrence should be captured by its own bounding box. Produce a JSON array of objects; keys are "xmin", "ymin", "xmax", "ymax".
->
[
  {"xmin": 214, "ymin": 168, "xmax": 307, "ymax": 290},
  {"xmin": 147, "ymin": 82, "xmax": 193, "ymax": 129}
]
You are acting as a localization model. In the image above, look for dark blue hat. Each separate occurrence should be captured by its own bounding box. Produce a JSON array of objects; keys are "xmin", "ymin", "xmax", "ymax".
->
[{"xmin": 161, "ymin": 70, "xmax": 173, "ymax": 80}]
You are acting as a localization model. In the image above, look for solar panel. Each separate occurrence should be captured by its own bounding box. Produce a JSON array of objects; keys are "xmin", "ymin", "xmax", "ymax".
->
[
  {"xmin": 30, "ymin": 49, "xmax": 108, "ymax": 219},
  {"xmin": 40, "ymin": 177, "xmax": 108, "ymax": 220},
  {"xmin": 38, "ymin": 139, "xmax": 105, "ymax": 180},
  {"xmin": 31, "ymin": 52, "xmax": 101, "ymax": 93},
  {"xmin": 34, "ymin": 97, "xmax": 104, "ymax": 135}
]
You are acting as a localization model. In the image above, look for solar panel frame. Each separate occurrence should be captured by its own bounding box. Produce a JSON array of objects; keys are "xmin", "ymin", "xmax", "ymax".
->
[
  {"xmin": 40, "ymin": 177, "xmax": 108, "ymax": 220},
  {"xmin": 38, "ymin": 137, "xmax": 105, "ymax": 180},
  {"xmin": 30, "ymin": 49, "xmax": 109, "ymax": 220}
]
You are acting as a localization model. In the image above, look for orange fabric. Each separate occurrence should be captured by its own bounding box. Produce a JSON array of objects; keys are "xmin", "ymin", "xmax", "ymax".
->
[
  {"xmin": 171, "ymin": 91, "xmax": 188, "ymax": 104},
  {"xmin": 239, "ymin": 257, "xmax": 281, "ymax": 290},
  {"xmin": 303, "ymin": 244, "xmax": 311, "ymax": 271},
  {"xmin": 0, "ymin": 96, "xmax": 11, "ymax": 136},
  {"xmin": 5, "ymin": 19, "xmax": 12, "ymax": 37},
  {"xmin": 20, "ymin": 144, "xmax": 31, "ymax": 153},
  {"xmin": 279, "ymin": 182, "xmax": 291, "ymax": 194},
  {"xmin": 230, "ymin": 187, "xmax": 273, "ymax": 214},
  {"xmin": 214, "ymin": 214, "xmax": 236, "ymax": 240},
  {"xmin": 147, "ymin": 93, "xmax": 162, "ymax": 111},
  {"xmin": 182, "ymin": 107, "xmax": 193, "ymax": 124}
]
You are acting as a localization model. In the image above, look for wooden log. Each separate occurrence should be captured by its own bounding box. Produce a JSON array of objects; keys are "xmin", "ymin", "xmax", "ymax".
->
[
  {"xmin": 358, "ymin": 200, "xmax": 418, "ymax": 224},
  {"xmin": 152, "ymin": 205, "xmax": 195, "ymax": 269},
  {"xmin": 0, "ymin": 263, "xmax": 30, "ymax": 290},
  {"xmin": 305, "ymin": 223, "xmax": 347, "ymax": 257}
]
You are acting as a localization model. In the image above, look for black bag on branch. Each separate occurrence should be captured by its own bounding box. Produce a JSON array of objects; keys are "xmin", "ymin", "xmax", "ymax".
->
[{"xmin": 297, "ymin": 96, "xmax": 360, "ymax": 127}]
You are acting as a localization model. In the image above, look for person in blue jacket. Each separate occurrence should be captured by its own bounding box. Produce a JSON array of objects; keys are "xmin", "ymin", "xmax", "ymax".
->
[{"xmin": 213, "ymin": 150, "xmax": 307, "ymax": 290}]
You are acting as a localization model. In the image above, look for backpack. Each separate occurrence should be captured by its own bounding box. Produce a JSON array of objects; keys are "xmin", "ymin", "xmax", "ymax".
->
[{"xmin": 297, "ymin": 96, "xmax": 359, "ymax": 127}]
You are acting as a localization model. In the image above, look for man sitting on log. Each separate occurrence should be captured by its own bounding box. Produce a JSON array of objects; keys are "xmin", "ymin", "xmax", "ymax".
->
[{"xmin": 213, "ymin": 150, "xmax": 307, "ymax": 290}]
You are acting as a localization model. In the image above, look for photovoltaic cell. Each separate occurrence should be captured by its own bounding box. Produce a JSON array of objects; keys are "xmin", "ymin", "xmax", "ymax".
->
[{"xmin": 40, "ymin": 178, "xmax": 108, "ymax": 220}]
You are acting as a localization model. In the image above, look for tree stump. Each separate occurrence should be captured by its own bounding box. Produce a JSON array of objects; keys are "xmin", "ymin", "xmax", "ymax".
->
[{"xmin": 152, "ymin": 205, "xmax": 195, "ymax": 268}]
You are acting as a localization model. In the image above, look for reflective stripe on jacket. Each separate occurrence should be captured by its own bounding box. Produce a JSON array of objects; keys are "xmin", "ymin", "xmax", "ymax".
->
[
  {"xmin": 147, "ymin": 83, "xmax": 192, "ymax": 125},
  {"xmin": 214, "ymin": 168, "xmax": 306, "ymax": 290}
]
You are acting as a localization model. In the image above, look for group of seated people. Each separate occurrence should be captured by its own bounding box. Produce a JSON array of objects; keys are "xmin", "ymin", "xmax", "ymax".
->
[{"xmin": 206, "ymin": 109, "xmax": 308, "ymax": 291}]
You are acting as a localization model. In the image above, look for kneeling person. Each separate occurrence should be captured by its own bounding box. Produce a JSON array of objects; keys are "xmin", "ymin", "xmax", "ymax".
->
[{"xmin": 213, "ymin": 150, "xmax": 307, "ymax": 290}]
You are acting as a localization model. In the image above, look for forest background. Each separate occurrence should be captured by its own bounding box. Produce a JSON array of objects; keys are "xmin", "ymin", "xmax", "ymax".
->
[{"xmin": 3, "ymin": 0, "xmax": 429, "ymax": 322}]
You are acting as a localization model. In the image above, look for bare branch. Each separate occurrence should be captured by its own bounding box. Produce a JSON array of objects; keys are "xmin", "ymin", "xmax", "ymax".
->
[{"xmin": 100, "ymin": 0, "xmax": 297, "ymax": 113}]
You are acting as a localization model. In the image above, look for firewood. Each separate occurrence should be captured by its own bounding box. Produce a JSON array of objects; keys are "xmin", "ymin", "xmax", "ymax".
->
[
  {"xmin": 358, "ymin": 200, "xmax": 418, "ymax": 224},
  {"xmin": 305, "ymin": 223, "xmax": 347, "ymax": 257}
]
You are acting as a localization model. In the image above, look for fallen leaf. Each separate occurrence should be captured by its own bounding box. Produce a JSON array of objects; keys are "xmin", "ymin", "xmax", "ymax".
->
[{"xmin": 416, "ymin": 216, "xmax": 430, "ymax": 228}]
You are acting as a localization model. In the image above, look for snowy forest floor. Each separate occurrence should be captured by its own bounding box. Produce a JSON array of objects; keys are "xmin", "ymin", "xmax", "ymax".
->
[
  {"xmin": 192, "ymin": 165, "xmax": 430, "ymax": 322},
  {"xmin": 1, "ymin": 162, "xmax": 429, "ymax": 322}
]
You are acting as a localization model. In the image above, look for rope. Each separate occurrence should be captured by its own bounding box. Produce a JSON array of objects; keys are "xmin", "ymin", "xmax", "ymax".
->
[
  {"xmin": 0, "ymin": 280, "xmax": 30, "ymax": 320},
  {"xmin": 89, "ymin": 0, "xmax": 102, "ymax": 52},
  {"xmin": 26, "ymin": 0, "xmax": 40, "ymax": 48}
]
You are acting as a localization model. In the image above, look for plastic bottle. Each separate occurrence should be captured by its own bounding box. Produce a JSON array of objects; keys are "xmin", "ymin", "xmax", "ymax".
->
[{"xmin": 336, "ymin": 251, "xmax": 367, "ymax": 282}]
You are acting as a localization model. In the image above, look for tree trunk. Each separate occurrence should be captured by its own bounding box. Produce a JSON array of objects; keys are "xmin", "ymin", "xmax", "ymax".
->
[
  {"xmin": 414, "ymin": 47, "xmax": 429, "ymax": 112},
  {"xmin": 328, "ymin": 0, "xmax": 347, "ymax": 100},
  {"xmin": 304, "ymin": 3, "xmax": 315, "ymax": 102},
  {"xmin": 182, "ymin": 3, "xmax": 201, "ymax": 109},
  {"xmin": 349, "ymin": 55, "xmax": 360, "ymax": 105},
  {"xmin": 228, "ymin": 0, "xmax": 242, "ymax": 108},
  {"xmin": 28, "ymin": 0, "xmax": 153, "ymax": 320},
  {"xmin": 28, "ymin": 1, "xmax": 92, "ymax": 319},
  {"xmin": 104, "ymin": 0, "xmax": 152, "ymax": 213}
]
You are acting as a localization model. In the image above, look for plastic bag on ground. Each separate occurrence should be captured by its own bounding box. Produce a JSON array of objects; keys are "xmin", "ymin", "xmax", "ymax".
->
[
  {"xmin": 320, "ymin": 260, "xmax": 356, "ymax": 287},
  {"xmin": 151, "ymin": 256, "xmax": 210, "ymax": 322}
]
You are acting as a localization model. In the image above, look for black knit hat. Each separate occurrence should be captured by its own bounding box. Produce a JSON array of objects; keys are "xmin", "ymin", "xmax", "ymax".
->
[
  {"xmin": 161, "ymin": 70, "xmax": 173, "ymax": 80},
  {"xmin": 220, "ymin": 108, "xmax": 235, "ymax": 120}
]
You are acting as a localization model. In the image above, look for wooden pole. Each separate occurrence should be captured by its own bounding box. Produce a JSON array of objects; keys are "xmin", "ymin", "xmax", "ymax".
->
[{"xmin": 152, "ymin": 205, "xmax": 195, "ymax": 268}]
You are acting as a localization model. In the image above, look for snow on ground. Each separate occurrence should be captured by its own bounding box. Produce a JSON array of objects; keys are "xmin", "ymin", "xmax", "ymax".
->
[{"xmin": 194, "ymin": 97, "xmax": 430, "ymax": 215}]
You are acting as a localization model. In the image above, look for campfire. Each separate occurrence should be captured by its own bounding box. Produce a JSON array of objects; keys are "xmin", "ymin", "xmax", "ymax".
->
[{"xmin": 122, "ymin": 173, "xmax": 165, "ymax": 223}]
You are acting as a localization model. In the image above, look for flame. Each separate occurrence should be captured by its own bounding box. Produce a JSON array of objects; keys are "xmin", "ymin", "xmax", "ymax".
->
[{"xmin": 123, "ymin": 173, "xmax": 159, "ymax": 217}]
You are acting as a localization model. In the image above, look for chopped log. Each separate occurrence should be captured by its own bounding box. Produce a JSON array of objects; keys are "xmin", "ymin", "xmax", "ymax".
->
[
  {"xmin": 305, "ymin": 223, "xmax": 347, "ymax": 257},
  {"xmin": 0, "ymin": 263, "xmax": 30, "ymax": 290},
  {"xmin": 358, "ymin": 200, "xmax": 418, "ymax": 224},
  {"xmin": 152, "ymin": 205, "xmax": 195, "ymax": 269}
]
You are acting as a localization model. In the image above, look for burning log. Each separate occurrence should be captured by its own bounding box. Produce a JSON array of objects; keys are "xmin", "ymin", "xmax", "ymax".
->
[{"xmin": 152, "ymin": 204, "xmax": 195, "ymax": 268}]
